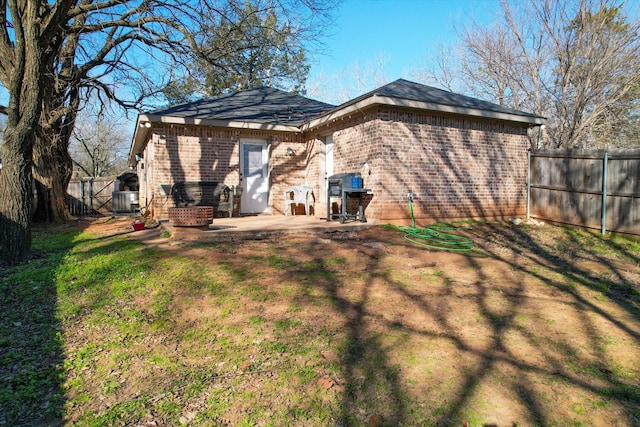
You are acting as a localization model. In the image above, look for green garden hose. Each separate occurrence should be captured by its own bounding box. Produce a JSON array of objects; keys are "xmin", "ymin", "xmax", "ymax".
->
[{"xmin": 394, "ymin": 196, "xmax": 474, "ymax": 252}]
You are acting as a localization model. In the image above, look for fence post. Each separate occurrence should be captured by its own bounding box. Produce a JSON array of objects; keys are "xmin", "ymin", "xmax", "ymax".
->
[
  {"xmin": 80, "ymin": 180, "xmax": 86, "ymax": 216},
  {"xmin": 601, "ymin": 152, "xmax": 608, "ymax": 235},
  {"xmin": 88, "ymin": 178, "xmax": 94, "ymax": 215},
  {"xmin": 526, "ymin": 151, "xmax": 531, "ymax": 220}
]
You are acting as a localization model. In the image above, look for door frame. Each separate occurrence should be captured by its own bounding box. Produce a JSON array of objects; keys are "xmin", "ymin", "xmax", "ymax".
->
[
  {"xmin": 239, "ymin": 138, "xmax": 270, "ymax": 214},
  {"xmin": 320, "ymin": 134, "xmax": 334, "ymax": 219}
]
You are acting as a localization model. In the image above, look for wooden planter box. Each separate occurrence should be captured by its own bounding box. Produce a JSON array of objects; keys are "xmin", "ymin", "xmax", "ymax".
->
[{"xmin": 168, "ymin": 206, "xmax": 214, "ymax": 227}]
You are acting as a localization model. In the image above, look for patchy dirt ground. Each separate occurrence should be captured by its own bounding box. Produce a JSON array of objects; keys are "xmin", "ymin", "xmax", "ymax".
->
[{"xmin": 38, "ymin": 217, "xmax": 640, "ymax": 425}]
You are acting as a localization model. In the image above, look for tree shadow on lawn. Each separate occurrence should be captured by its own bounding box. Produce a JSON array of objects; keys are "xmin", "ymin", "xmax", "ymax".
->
[
  {"xmin": 16, "ymin": 219, "xmax": 639, "ymax": 426},
  {"xmin": 0, "ymin": 219, "xmax": 147, "ymax": 426},
  {"xmin": 286, "ymin": 223, "xmax": 640, "ymax": 425},
  {"xmin": 433, "ymin": 223, "xmax": 640, "ymax": 425},
  {"xmin": 0, "ymin": 224, "xmax": 88, "ymax": 426},
  {"xmin": 305, "ymin": 251, "xmax": 408, "ymax": 425}
]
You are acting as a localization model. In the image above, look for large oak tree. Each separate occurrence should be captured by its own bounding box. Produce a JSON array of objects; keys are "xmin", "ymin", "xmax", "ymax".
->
[
  {"xmin": 0, "ymin": 0, "xmax": 72, "ymax": 263},
  {"xmin": 29, "ymin": 0, "xmax": 194, "ymax": 223},
  {"xmin": 0, "ymin": 0, "xmax": 337, "ymax": 264},
  {"xmin": 1, "ymin": 0, "xmax": 196, "ymax": 262}
]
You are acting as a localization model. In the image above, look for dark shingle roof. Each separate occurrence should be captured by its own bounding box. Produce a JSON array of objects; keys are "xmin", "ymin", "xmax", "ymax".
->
[
  {"xmin": 148, "ymin": 87, "xmax": 335, "ymax": 126},
  {"xmin": 338, "ymin": 78, "xmax": 544, "ymax": 120}
]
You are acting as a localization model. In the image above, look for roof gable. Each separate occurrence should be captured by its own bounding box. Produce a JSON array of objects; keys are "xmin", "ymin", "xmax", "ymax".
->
[
  {"xmin": 303, "ymin": 79, "xmax": 545, "ymax": 131},
  {"xmin": 337, "ymin": 78, "xmax": 543, "ymax": 120}
]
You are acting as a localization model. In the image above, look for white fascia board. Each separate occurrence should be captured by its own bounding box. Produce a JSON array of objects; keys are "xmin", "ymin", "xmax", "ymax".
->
[
  {"xmin": 128, "ymin": 115, "xmax": 151, "ymax": 166},
  {"xmin": 302, "ymin": 97, "xmax": 380, "ymax": 131},
  {"xmin": 377, "ymin": 96, "xmax": 546, "ymax": 125},
  {"xmin": 143, "ymin": 114, "xmax": 300, "ymax": 132},
  {"xmin": 301, "ymin": 95, "xmax": 545, "ymax": 132}
]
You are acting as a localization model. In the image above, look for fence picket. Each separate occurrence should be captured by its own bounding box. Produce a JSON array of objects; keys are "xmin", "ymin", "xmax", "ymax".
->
[
  {"xmin": 529, "ymin": 149, "xmax": 640, "ymax": 235},
  {"xmin": 66, "ymin": 177, "xmax": 116, "ymax": 216}
]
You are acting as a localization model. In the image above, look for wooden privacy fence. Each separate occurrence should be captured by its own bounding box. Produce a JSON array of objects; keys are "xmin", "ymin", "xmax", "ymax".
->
[
  {"xmin": 66, "ymin": 177, "xmax": 115, "ymax": 216},
  {"xmin": 527, "ymin": 149, "xmax": 640, "ymax": 235}
]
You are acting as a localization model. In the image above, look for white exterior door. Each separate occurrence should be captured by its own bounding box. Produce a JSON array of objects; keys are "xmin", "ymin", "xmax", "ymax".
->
[
  {"xmin": 322, "ymin": 135, "xmax": 335, "ymax": 220},
  {"xmin": 240, "ymin": 139, "xmax": 269, "ymax": 214},
  {"xmin": 325, "ymin": 136, "xmax": 334, "ymax": 178}
]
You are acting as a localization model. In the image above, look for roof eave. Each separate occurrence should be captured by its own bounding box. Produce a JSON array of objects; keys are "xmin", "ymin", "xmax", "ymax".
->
[
  {"xmin": 128, "ymin": 115, "xmax": 151, "ymax": 167},
  {"xmin": 301, "ymin": 95, "xmax": 545, "ymax": 132},
  {"xmin": 128, "ymin": 113, "xmax": 301, "ymax": 166},
  {"xmin": 142, "ymin": 113, "xmax": 301, "ymax": 132}
]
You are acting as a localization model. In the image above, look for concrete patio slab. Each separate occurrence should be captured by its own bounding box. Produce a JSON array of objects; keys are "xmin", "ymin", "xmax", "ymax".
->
[{"xmin": 163, "ymin": 214, "xmax": 378, "ymax": 241}]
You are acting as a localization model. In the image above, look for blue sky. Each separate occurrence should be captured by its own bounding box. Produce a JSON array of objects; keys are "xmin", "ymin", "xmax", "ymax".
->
[
  {"xmin": 307, "ymin": 0, "xmax": 499, "ymax": 103},
  {"xmin": 0, "ymin": 0, "xmax": 498, "ymax": 126}
]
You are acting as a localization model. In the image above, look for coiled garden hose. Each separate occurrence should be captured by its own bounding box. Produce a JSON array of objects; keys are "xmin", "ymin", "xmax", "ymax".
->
[{"xmin": 393, "ymin": 196, "xmax": 474, "ymax": 252}]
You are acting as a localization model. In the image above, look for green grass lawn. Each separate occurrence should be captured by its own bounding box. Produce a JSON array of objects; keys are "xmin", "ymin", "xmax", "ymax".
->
[{"xmin": 1, "ymin": 219, "xmax": 639, "ymax": 426}]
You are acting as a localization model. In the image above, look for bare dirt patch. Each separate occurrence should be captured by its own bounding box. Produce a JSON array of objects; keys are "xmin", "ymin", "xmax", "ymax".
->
[{"xmin": 58, "ymin": 217, "xmax": 640, "ymax": 425}]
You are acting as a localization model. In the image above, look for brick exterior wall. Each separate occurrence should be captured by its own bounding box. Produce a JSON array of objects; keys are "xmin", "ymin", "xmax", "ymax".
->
[
  {"xmin": 137, "ymin": 124, "xmax": 314, "ymax": 219},
  {"xmin": 137, "ymin": 106, "xmax": 530, "ymax": 223},
  {"xmin": 313, "ymin": 107, "xmax": 530, "ymax": 222}
]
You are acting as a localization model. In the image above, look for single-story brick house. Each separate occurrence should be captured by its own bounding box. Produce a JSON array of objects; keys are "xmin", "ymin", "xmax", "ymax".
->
[{"xmin": 129, "ymin": 79, "xmax": 544, "ymax": 222}]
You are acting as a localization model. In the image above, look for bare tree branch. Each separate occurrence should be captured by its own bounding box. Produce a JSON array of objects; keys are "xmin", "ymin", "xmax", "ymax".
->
[{"xmin": 421, "ymin": 0, "xmax": 640, "ymax": 149}]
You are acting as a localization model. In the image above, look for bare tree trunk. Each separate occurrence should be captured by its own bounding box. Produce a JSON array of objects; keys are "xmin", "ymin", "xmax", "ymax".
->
[
  {"xmin": 0, "ymin": 129, "xmax": 35, "ymax": 264},
  {"xmin": 31, "ymin": 14, "xmax": 82, "ymax": 223},
  {"xmin": 32, "ymin": 132, "xmax": 74, "ymax": 222},
  {"xmin": 0, "ymin": 0, "xmax": 43, "ymax": 264},
  {"xmin": 32, "ymin": 98, "xmax": 77, "ymax": 223}
]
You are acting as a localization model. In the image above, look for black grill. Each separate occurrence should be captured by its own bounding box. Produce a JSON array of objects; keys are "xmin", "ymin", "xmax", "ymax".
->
[
  {"xmin": 327, "ymin": 172, "xmax": 369, "ymax": 223},
  {"xmin": 328, "ymin": 172, "xmax": 361, "ymax": 196}
]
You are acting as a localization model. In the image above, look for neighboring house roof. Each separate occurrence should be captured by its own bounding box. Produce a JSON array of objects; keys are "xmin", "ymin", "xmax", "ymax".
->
[
  {"xmin": 130, "ymin": 79, "xmax": 545, "ymax": 164},
  {"xmin": 303, "ymin": 78, "xmax": 545, "ymax": 131}
]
